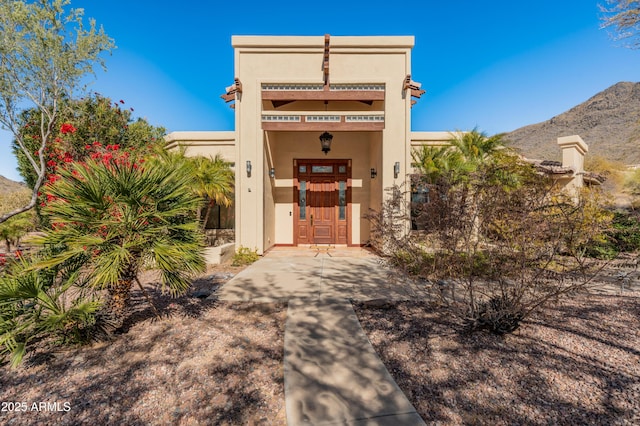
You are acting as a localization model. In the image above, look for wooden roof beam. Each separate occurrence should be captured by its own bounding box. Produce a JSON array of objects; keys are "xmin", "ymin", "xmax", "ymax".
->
[
  {"xmin": 221, "ymin": 92, "xmax": 235, "ymax": 102},
  {"xmin": 221, "ymin": 77, "xmax": 242, "ymax": 109},
  {"xmin": 411, "ymin": 88, "xmax": 426, "ymax": 98},
  {"xmin": 404, "ymin": 74, "xmax": 426, "ymax": 108}
]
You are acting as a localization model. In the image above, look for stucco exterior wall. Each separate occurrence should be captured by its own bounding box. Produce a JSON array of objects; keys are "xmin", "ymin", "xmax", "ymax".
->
[
  {"xmin": 368, "ymin": 133, "xmax": 383, "ymax": 217},
  {"xmin": 165, "ymin": 131, "xmax": 236, "ymax": 163},
  {"xmin": 164, "ymin": 37, "xmax": 485, "ymax": 256},
  {"xmin": 263, "ymin": 146, "xmax": 276, "ymax": 250},
  {"xmin": 410, "ymin": 131, "xmax": 455, "ymax": 149},
  {"xmin": 233, "ymin": 35, "xmax": 415, "ymax": 253}
]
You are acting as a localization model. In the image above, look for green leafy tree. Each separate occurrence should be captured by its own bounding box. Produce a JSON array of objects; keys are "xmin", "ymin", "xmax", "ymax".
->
[
  {"xmin": 33, "ymin": 156, "xmax": 206, "ymax": 328},
  {"xmin": 13, "ymin": 95, "xmax": 165, "ymax": 191},
  {"xmin": 0, "ymin": 0, "xmax": 114, "ymax": 223},
  {"xmin": 600, "ymin": 0, "xmax": 640, "ymax": 48},
  {"xmin": 0, "ymin": 191, "xmax": 35, "ymax": 252}
]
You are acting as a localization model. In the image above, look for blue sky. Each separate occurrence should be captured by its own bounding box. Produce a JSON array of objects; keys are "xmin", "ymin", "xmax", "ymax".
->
[{"xmin": 1, "ymin": 0, "xmax": 639, "ymax": 182}]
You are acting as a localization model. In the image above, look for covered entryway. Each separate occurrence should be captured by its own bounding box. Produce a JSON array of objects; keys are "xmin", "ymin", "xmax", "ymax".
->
[{"xmin": 294, "ymin": 159, "xmax": 351, "ymax": 245}]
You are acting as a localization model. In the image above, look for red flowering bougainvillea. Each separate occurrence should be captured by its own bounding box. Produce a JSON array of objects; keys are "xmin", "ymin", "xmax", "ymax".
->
[
  {"xmin": 59, "ymin": 123, "xmax": 77, "ymax": 134},
  {"xmin": 36, "ymin": 114, "xmax": 155, "ymax": 213},
  {"xmin": 13, "ymin": 94, "xmax": 166, "ymax": 193}
]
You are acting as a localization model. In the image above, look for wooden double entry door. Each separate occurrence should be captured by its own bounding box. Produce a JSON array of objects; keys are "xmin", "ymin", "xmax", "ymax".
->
[{"xmin": 294, "ymin": 159, "xmax": 351, "ymax": 245}]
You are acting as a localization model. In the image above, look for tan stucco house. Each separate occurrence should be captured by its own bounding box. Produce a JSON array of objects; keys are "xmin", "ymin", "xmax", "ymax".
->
[{"xmin": 165, "ymin": 35, "xmax": 593, "ymax": 257}]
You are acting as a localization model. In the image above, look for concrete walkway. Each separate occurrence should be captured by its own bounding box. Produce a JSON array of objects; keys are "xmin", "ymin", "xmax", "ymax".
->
[
  {"xmin": 285, "ymin": 299, "xmax": 425, "ymax": 425},
  {"xmin": 216, "ymin": 252, "xmax": 427, "ymax": 425},
  {"xmin": 216, "ymin": 255, "xmax": 428, "ymax": 303}
]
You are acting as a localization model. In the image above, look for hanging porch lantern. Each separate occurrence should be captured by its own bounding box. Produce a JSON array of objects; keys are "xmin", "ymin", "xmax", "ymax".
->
[{"xmin": 319, "ymin": 131, "xmax": 333, "ymax": 155}]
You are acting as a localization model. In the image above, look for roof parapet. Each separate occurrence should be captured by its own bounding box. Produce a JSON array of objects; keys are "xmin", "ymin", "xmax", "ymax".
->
[{"xmin": 557, "ymin": 135, "xmax": 588, "ymax": 155}]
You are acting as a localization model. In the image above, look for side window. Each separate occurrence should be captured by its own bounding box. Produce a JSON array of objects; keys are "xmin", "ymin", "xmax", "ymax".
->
[
  {"xmin": 338, "ymin": 181, "xmax": 346, "ymax": 220},
  {"xmin": 299, "ymin": 180, "xmax": 306, "ymax": 220}
]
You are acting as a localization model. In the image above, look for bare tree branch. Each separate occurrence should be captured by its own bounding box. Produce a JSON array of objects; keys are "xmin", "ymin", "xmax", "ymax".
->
[
  {"xmin": 600, "ymin": 0, "xmax": 640, "ymax": 48},
  {"xmin": 0, "ymin": 0, "xmax": 114, "ymax": 224}
]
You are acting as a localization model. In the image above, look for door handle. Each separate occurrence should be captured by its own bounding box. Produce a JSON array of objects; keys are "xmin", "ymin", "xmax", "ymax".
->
[{"xmin": 310, "ymin": 214, "xmax": 313, "ymax": 226}]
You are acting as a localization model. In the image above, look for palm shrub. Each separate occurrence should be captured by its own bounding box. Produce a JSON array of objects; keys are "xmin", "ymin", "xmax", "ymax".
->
[
  {"xmin": 148, "ymin": 147, "xmax": 234, "ymax": 231},
  {"xmin": 33, "ymin": 154, "xmax": 206, "ymax": 329},
  {"xmin": 192, "ymin": 155, "xmax": 234, "ymax": 229},
  {"xmin": 411, "ymin": 129, "xmax": 505, "ymax": 185},
  {"xmin": 0, "ymin": 249, "xmax": 100, "ymax": 367},
  {"xmin": 449, "ymin": 127, "xmax": 504, "ymax": 166},
  {"xmin": 411, "ymin": 145, "xmax": 471, "ymax": 185}
]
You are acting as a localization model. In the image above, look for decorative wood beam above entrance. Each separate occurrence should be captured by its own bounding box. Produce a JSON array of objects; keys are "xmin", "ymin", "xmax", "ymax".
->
[{"xmin": 261, "ymin": 83, "xmax": 385, "ymax": 102}]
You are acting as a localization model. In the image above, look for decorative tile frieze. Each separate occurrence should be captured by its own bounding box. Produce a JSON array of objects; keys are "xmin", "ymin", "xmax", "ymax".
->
[
  {"xmin": 345, "ymin": 115, "xmax": 385, "ymax": 122},
  {"xmin": 305, "ymin": 115, "xmax": 341, "ymax": 122},
  {"xmin": 261, "ymin": 115, "xmax": 302, "ymax": 122},
  {"xmin": 261, "ymin": 83, "xmax": 385, "ymax": 91},
  {"xmin": 261, "ymin": 84, "xmax": 324, "ymax": 91},
  {"xmin": 330, "ymin": 84, "xmax": 385, "ymax": 91}
]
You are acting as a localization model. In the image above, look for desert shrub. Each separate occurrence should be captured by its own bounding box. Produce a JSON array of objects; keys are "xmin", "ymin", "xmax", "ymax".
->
[
  {"xmin": 467, "ymin": 294, "xmax": 524, "ymax": 335},
  {"xmin": 584, "ymin": 239, "xmax": 619, "ymax": 260},
  {"xmin": 625, "ymin": 168, "xmax": 640, "ymax": 197},
  {"xmin": 232, "ymin": 246, "xmax": 260, "ymax": 266},
  {"xmin": 611, "ymin": 211, "xmax": 640, "ymax": 252},
  {"xmin": 584, "ymin": 155, "xmax": 625, "ymax": 192},
  {"xmin": 388, "ymin": 248, "xmax": 436, "ymax": 276},
  {"xmin": 585, "ymin": 210, "xmax": 640, "ymax": 258},
  {"xmin": 369, "ymin": 157, "xmax": 612, "ymax": 335}
]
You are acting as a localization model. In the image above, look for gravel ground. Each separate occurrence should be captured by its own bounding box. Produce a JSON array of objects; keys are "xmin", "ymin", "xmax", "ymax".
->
[
  {"xmin": 2, "ymin": 258, "xmax": 639, "ymax": 425},
  {"xmin": 355, "ymin": 293, "xmax": 640, "ymax": 425},
  {"xmin": 0, "ymin": 265, "xmax": 287, "ymax": 426}
]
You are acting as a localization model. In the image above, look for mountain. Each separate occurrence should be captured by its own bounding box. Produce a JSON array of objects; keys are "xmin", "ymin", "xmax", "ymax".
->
[
  {"xmin": 0, "ymin": 175, "xmax": 28, "ymax": 195},
  {"xmin": 505, "ymin": 81, "xmax": 640, "ymax": 164}
]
